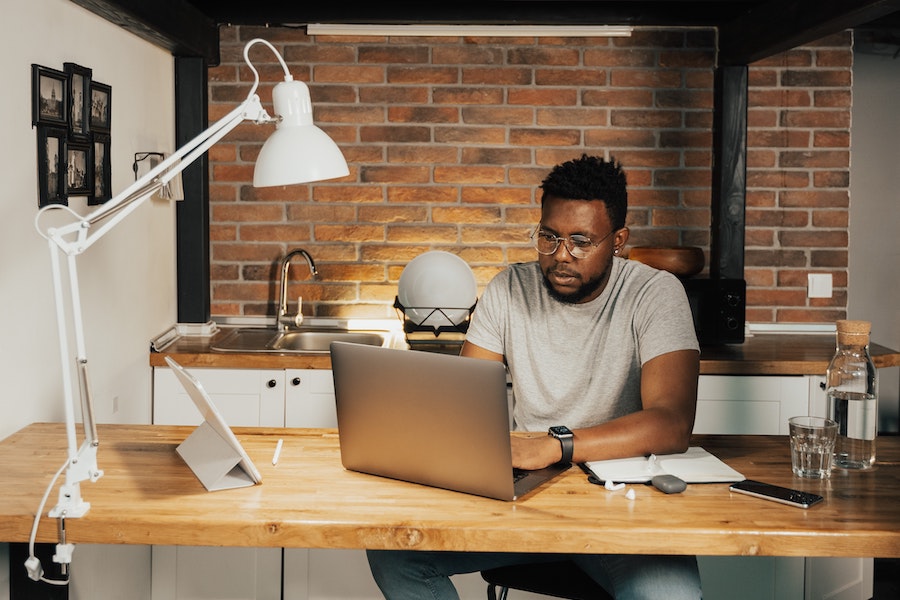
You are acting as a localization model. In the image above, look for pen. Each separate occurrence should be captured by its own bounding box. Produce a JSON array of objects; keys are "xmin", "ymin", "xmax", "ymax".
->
[{"xmin": 272, "ymin": 438, "xmax": 283, "ymax": 465}]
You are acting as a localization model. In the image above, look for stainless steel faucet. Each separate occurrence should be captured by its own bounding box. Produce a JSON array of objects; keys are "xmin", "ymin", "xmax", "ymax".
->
[{"xmin": 277, "ymin": 248, "xmax": 317, "ymax": 331}]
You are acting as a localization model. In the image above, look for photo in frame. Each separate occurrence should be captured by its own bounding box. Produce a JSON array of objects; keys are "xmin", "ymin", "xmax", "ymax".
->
[
  {"xmin": 64, "ymin": 62, "xmax": 92, "ymax": 140},
  {"xmin": 37, "ymin": 127, "xmax": 67, "ymax": 207},
  {"xmin": 31, "ymin": 65, "xmax": 68, "ymax": 127},
  {"xmin": 89, "ymin": 135, "xmax": 111, "ymax": 205},
  {"xmin": 90, "ymin": 81, "xmax": 111, "ymax": 133},
  {"xmin": 65, "ymin": 141, "xmax": 92, "ymax": 197}
]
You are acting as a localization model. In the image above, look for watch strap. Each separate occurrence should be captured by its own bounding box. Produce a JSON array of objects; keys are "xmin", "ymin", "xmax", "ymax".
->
[{"xmin": 549, "ymin": 427, "xmax": 574, "ymax": 463}]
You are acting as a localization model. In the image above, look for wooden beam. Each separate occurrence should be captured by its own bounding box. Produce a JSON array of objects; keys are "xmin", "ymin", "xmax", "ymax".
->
[
  {"xmin": 719, "ymin": 0, "xmax": 900, "ymax": 65},
  {"xmin": 70, "ymin": 0, "xmax": 219, "ymax": 64},
  {"xmin": 174, "ymin": 57, "xmax": 212, "ymax": 324},
  {"xmin": 710, "ymin": 66, "xmax": 747, "ymax": 280}
]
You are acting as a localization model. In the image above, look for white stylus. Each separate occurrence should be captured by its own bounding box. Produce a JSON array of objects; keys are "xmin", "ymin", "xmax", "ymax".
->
[{"xmin": 272, "ymin": 439, "xmax": 284, "ymax": 465}]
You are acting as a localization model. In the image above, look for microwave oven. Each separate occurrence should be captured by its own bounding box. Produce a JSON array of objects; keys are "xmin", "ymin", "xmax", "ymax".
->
[{"xmin": 680, "ymin": 278, "xmax": 746, "ymax": 345}]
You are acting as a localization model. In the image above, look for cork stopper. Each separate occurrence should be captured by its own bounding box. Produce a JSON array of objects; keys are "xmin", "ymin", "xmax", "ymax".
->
[{"xmin": 835, "ymin": 320, "xmax": 871, "ymax": 345}]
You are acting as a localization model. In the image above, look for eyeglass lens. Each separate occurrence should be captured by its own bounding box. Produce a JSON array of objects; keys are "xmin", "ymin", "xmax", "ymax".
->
[{"xmin": 532, "ymin": 229, "xmax": 613, "ymax": 259}]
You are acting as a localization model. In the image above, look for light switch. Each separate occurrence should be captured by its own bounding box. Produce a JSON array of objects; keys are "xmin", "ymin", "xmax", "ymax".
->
[{"xmin": 807, "ymin": 273, "xmax": 833, "ymax": 298}]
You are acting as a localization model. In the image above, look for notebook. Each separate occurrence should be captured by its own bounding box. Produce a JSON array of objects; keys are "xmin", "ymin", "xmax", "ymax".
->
[
  {"xmin": 165, "ymin": 356, "xmax": 262, "ymax": 491},
  {"xmin": 585, "ymin": 447, "xmax": 744, "ymax": 484},
  {"xmin": 329, "ymin": 342, "xmax": 569, "ymax": 501}
]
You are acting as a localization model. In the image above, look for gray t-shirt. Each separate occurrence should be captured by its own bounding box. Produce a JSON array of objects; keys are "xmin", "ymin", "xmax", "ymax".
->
[{"xmin": 465, "ymin": 258, "xmax": 699, "ymax": 431}]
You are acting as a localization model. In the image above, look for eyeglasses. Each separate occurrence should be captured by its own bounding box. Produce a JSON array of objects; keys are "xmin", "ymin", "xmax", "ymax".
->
[{"xmin": 531, "ymin": 227, "xmax": 615, "ymax": 259}]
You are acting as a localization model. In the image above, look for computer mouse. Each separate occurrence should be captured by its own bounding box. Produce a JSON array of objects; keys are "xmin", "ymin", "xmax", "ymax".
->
[{"xmin": 650, "ymin": 474, "xmax": 687, "ymax": 494}]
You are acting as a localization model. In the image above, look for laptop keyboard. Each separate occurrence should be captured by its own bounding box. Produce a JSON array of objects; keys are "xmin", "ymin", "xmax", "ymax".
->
[{"xmin": 512, "ymin": 468, "xmax": 529, "ymax": 483}]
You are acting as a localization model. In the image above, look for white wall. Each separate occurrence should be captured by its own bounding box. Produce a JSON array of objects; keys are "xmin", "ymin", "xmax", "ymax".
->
[
  {"xmin": 0, "ymin": 0, "xmax": 177, "ymax": 597},
  {"xmin": 849, "ymin": 49, "xmax": 900, "ymax": 433}
]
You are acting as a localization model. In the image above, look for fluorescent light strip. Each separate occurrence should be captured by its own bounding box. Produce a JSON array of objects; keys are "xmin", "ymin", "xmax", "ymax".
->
[{"xmin": 306, "ymin": 24, "xmax": 633, "ymax": 37}]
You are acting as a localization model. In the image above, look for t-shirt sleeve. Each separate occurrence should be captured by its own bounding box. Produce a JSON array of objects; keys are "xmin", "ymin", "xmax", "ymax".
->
[
  {"xmin": 464, "ymin": 271, "xmax": 509, "ymax": 356},
  {"xmin": 633, "ymin": 270, "xmax": 700, "ymax": 364}
]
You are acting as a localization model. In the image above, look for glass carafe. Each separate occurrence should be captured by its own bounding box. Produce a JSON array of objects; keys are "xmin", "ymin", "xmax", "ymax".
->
[{"xmin": 825, "ymin": 320, "xmax": 878, "ymax": 469}]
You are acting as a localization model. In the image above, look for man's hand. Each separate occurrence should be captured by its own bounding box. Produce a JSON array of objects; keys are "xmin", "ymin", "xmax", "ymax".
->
[{"xmin": 510, "ymin": 434, "xmax": 562, "ymax": 470}]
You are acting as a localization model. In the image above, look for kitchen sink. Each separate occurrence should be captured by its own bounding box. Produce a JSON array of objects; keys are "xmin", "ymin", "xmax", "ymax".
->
[
  {"xmin": 270, "ymin": 330, "xmax": 388, "ymax": 352},
  {"xmin": 210, "ymin": 327, "xmax": 391, "ymax": 354}
]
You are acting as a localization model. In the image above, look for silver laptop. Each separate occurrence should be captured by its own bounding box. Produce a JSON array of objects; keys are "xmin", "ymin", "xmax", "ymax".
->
[{"xmin": 330, "ymin": 342, "xmax": 569, "ymax": 501}]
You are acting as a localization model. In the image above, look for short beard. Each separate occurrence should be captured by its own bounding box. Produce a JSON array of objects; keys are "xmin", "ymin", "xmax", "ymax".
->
[{"xmin": 541, "ymin": 269, "xmax": 607, "ymax": 304}]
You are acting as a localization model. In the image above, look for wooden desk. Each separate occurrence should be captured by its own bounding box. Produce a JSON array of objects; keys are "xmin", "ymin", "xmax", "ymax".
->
[{"xmin": 1, "ymin": 424, "xmax": 898, "ymax": 558}]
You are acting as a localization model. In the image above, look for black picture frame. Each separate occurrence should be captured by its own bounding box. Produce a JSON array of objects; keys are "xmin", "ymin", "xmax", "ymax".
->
[
  {"xmin": 31, "ymin": 65, "xmax": 68, "ymax": 127},
  {"xmin": 90, "ymin": 81, "xmax": 111, "ymax": 133},
  {"xmin": 89, "ymin": 135, "xmax": 111, "ymax": 205},
  {"xmin": 64, "ymin": 63, "xmax": 92, "ymax": 140},
  {"xmin": 65, "ymin": 141, "xmax": 93, "ymax": 197},
  {"xmin": 37, "ymin": 127, "xmax": 67, "ymax": 207}
]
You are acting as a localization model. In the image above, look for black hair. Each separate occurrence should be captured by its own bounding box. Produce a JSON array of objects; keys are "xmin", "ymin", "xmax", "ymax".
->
[{"xmin": 539, "ymin": 154, "xmax": 628, "ymax": 230}]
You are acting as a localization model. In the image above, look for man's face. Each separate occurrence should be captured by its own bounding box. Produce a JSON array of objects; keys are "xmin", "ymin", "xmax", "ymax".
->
[{"xmin": 537, "ymin": 196, "xmax": 628, "ymax": 304}]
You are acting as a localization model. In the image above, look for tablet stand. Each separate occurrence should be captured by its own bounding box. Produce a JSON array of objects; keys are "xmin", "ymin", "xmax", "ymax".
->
[{"xmin": 177, "ymin": 422, "xmax": 257, "ymax": 492}]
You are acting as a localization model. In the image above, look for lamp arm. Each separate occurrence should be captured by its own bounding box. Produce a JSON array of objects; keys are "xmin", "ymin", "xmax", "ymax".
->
[{"xmin": 35, "ymin": 92, "xmax": 272, "ymax": 520}]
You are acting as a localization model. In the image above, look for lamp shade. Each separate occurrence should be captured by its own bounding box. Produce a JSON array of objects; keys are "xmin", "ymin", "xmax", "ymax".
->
[{"xmin": 253, "ymin": 78, "xmax": 349, "ymax": 187}]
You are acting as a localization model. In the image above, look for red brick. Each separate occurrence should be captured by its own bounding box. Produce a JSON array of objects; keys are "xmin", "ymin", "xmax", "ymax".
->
[
  {"xmin": 508, "ymin": 88, "xmax": 579, "ymax": 106},
  {"xmin": 779, "ymin": 230, "xmax": 848, "ymax": 248},
  {"xmin": 779, "ymin": 190, "xmax": 848, "ymax": 208},
  {"xmin": 387, "ymin": 186, "xmax": 459, "ymax": 203},
  {"xmin": 462, "ymin": 67, "xmax": 533, "ymax": 85},
  {"xmin": 359, "ymin": 46, "xmax": 430, "ymax": 64},
  {"xmin": 536, "ymin": 68, "xmax": 607, "ymax": 86},
  {"xmin": 509, "ymin": 128, "xmax": 581, "ymax": 146},
  {"xmin": 585, "ymin": 48, "xmax": 656, "ymax": 68},
  {"xmin": 387, "ymin": 66, "xmax": 459, "ymax": 84},
  {"xmin": 433, "ymin": 45, "xmax": 504, "ymax": 65},
  {"xmin": 508, "ymin": 47, "xmax": 580, "ymax": 66},
  {"xmin": 386, "ymin": 225, "xmax": 459, "ymax": 243},
  {"xmin": 583, "ymin": 89, "xmax": 654, "ymax": 108},
  {"xmin": 434, "ymin": 166, "xmax": 506, "ymax": 184}
]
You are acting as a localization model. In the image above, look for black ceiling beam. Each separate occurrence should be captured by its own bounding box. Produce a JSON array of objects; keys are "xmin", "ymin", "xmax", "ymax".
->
[
  {"xmin": 181, "ymin": 2, "xmax": 749, "ymax": 28},
  {"xmin": 70, "ymin": 0, "xmax": 219, "ymax": 64},
  {"xmin": 719, "ymin": 0, "xmax": 900, "ymax": 65}
]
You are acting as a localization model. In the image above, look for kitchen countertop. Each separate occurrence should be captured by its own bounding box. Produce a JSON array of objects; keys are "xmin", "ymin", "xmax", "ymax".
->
[{"xmin": 150, "ymin": 325, "xmax": 900, "ymax": 376}]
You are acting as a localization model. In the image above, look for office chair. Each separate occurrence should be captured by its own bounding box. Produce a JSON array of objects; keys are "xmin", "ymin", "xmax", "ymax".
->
[{"xmin": 481, "ymin": 560, "xmax": 613, "ymax": 600}]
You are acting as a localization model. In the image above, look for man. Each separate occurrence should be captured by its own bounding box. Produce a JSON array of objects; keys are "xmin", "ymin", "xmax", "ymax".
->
[{"xmin": 367, "ymin": 155, "xmax": 702, "ymax": 599}]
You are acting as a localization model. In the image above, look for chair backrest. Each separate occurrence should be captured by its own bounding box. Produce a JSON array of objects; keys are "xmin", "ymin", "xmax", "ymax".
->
[{"xmin": 481, "ymin": 561, "xmax": 613, "ymax": 600}]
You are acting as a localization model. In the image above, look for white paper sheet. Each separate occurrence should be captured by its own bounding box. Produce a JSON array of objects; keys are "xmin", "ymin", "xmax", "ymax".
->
[{"xmin": 585, "ymin": 447, "xmax": 744, "ymax": 483}]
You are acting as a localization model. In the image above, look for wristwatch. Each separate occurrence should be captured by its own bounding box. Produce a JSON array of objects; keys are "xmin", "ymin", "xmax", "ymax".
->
[{"xmin": 548, "ymin": 425, "xmax": 574, "ymax": 464}]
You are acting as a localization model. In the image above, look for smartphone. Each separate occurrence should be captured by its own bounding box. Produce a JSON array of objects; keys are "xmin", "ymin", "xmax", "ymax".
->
[{"xmin": 729, "ymin": 479, "xmax": 824, "ymax": 508}]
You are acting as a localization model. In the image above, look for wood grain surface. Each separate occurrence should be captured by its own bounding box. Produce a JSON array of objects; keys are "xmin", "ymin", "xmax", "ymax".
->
[{"xmin": 2, "ymin": 424, "xmax": 898, "ymax": 558}]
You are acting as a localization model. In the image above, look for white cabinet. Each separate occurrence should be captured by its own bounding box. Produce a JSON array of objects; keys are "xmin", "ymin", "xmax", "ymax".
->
[
  {"xmin": 284, "ymin": 369, "xmax": 339, "ymax": 428},
  {"xmin": 695, "ymin": 374, "xmax": 872, "ymax": 600},
  {"xmin": 695, "ymin": 375, "xmax": 811, "ymax": 435},
  {"xmin": 153, "ymin": 367, "xmax": 285, "ymax": 427},
  {"xmin": 151, "ymin": 367, "xmax": 290, "ymax": 600}
]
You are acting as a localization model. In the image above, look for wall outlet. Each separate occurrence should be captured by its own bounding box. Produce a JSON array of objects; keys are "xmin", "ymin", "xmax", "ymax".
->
[{"xmin": 807, "ymin": 273, "xmax": 833, "ymax": 298}]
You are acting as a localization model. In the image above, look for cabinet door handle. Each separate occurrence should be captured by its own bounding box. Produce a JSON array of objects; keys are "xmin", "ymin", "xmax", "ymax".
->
[
  {"xmin": 291, "ymin": 377, "xmax": 302, "ymax": 386},
  {"xmin": 267, "ymin": 379, "xmax": 278, "ymax": 389}
]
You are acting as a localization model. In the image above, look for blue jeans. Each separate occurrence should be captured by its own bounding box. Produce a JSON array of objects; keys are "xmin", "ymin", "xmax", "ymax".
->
[{"xmin": 366, "ymin": 550, "xmax": 702, "ymax": 600}]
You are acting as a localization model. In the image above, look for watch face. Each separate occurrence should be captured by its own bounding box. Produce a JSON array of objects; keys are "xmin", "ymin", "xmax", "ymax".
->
[{"xmin": 550, "ymin": 425, "xmax": 573, "ymax": 437}]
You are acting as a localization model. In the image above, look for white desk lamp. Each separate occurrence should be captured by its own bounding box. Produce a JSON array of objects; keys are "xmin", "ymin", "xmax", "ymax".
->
[{"xmin": 33, "ymin": 38, "xmax": 349, "ymax": 522}]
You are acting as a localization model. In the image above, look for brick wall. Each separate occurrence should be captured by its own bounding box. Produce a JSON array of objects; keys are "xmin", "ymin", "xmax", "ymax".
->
[
  {"xmin": 744, "ymin": 34, "xmax": 852, "ymax": 323},
  {"xmin": 206, "ymin": 25, "xmax": 851, "ymax": 323}
]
